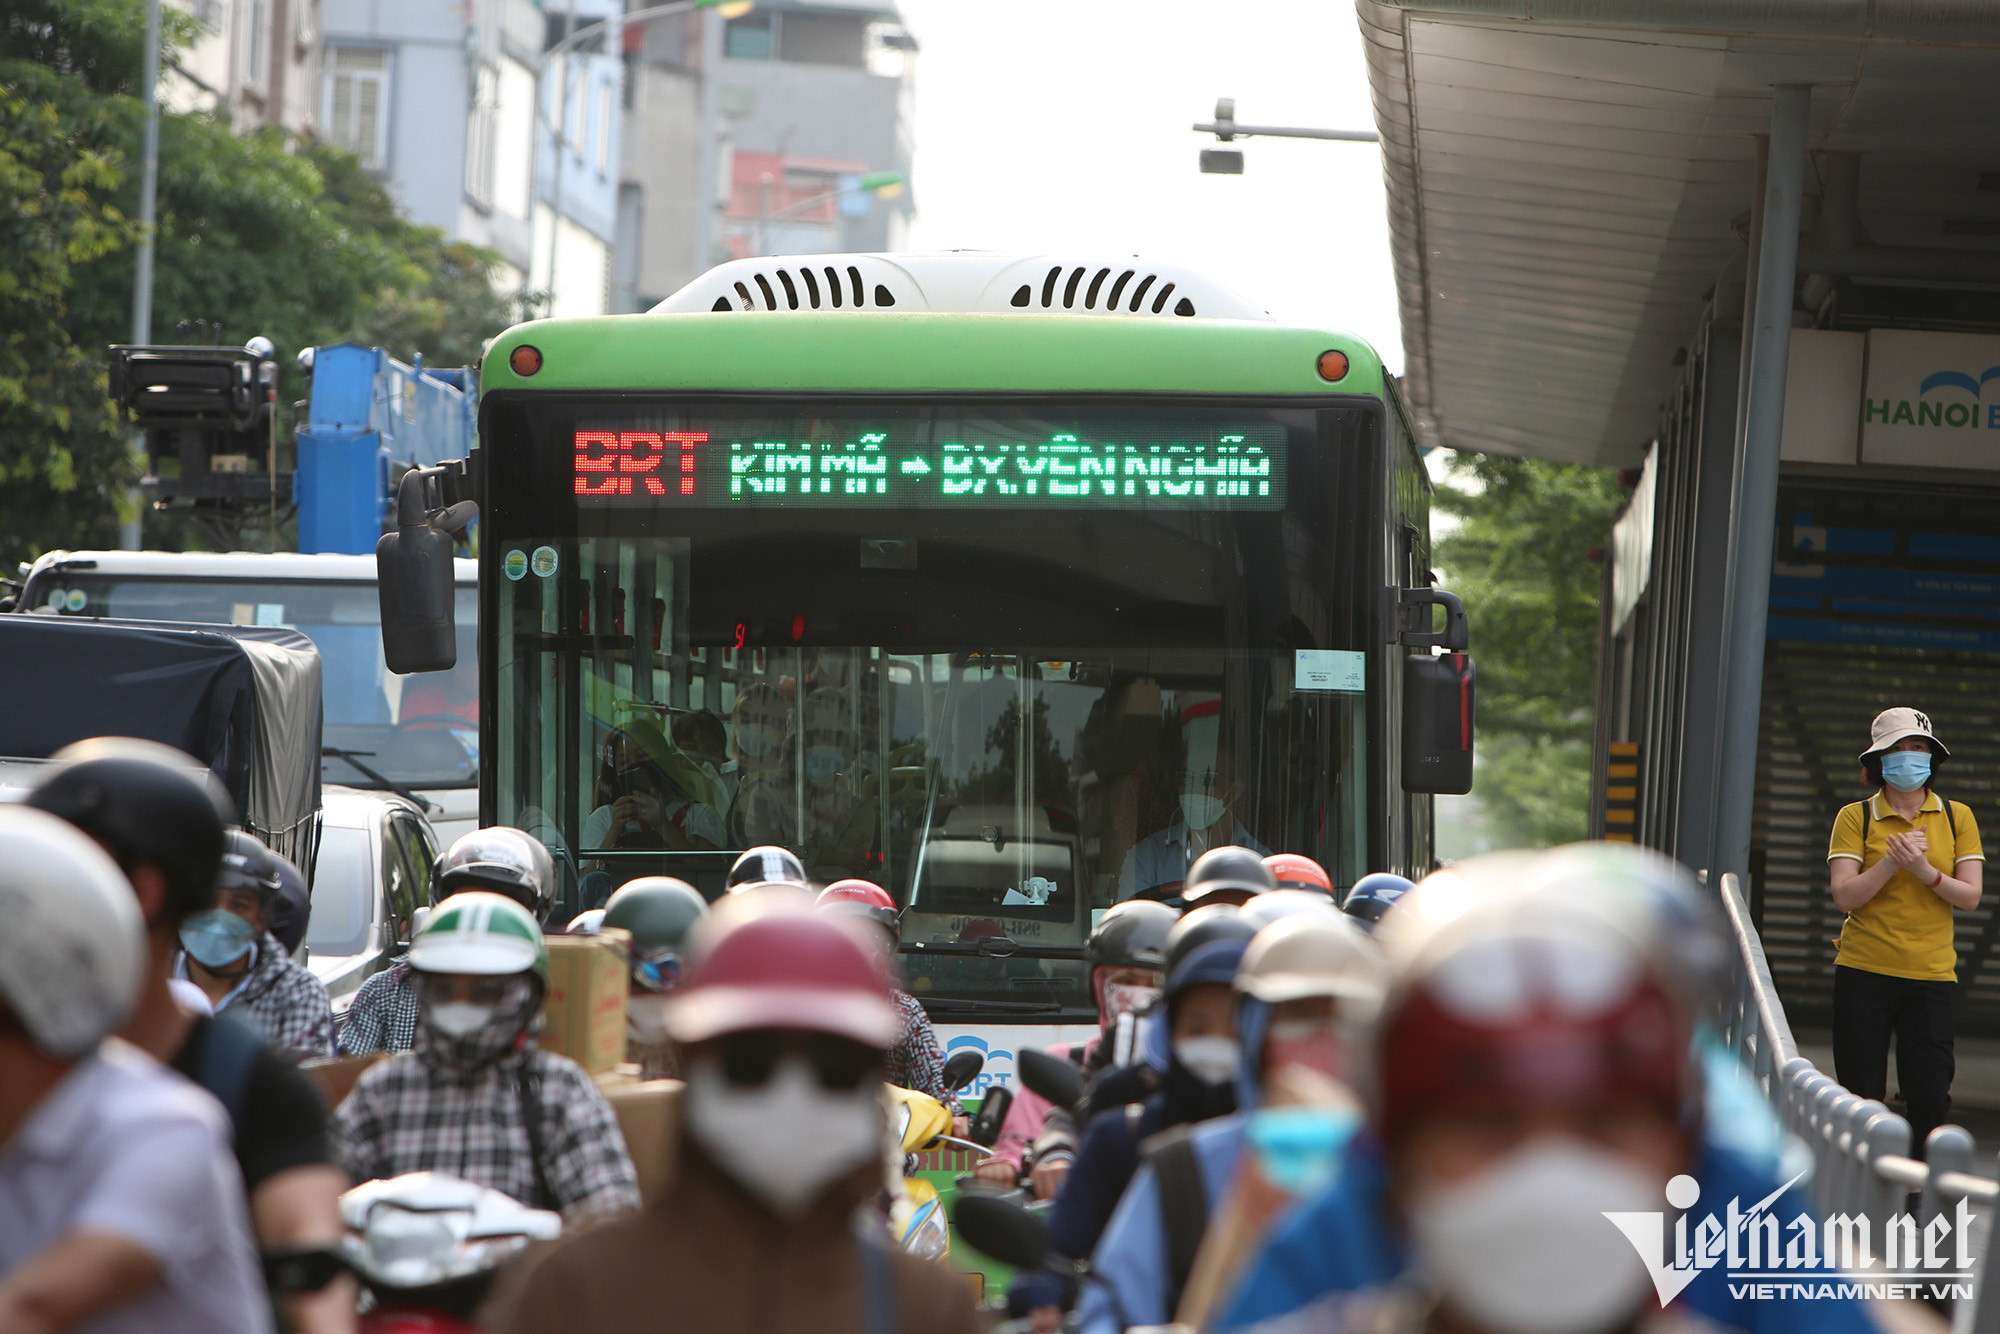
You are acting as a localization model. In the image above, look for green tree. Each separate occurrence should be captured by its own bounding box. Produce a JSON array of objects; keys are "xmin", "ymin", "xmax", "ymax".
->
[
  {"xmin": 1434, "ymin": 454, "xmax": 1627, "ymax": 849},
  {"xmin": 2, "ymin": 0, "xmax": 521, "ymax": 559}
]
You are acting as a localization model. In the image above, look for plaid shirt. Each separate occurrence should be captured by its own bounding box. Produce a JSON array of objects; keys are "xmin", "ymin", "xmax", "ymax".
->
[
  {"xmin": 339, "ymin": 961, "xmax": 420, "ymax": 1055},
  {"xmin": 190, "ymin": 932, "xmax": 335, "ymax": 1059},
  {"xmin": 887, "ymin": 989, "xmax": 960, "ymax": 1114},
  {"xmin": 329, "ymin": 1037, "xmax": 641, "ymax": 1223}
]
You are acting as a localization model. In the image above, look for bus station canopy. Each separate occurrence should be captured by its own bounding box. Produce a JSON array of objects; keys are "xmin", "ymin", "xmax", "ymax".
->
[{"xmin": 1358, "ymin": 1, "xmax": 2000, "ymax": 465}]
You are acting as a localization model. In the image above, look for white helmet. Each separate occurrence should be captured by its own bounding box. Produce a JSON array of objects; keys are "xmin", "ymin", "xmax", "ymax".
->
[
  {"xmin": 0, "ymin": 806, "xmax": 146, "ymax": 1056},
  {"xmin": 410, "ymin": 892, "xmax": 547, "ymax": 978},
  {"xmin": 1236, "ymin": 913, "xmax": 1389, "ymax": 1017}
]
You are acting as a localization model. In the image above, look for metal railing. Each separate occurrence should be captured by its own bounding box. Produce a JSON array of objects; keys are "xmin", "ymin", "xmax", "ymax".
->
[{"xmin": 1717, "ymin": 872, "xmax": 1998, "ymax": 1328}]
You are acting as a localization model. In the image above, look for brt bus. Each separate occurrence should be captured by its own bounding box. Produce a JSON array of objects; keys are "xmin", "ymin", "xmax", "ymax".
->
[{"xmin": 396, "ymin": 253, "xmax": 1473, "ymax": 1051}]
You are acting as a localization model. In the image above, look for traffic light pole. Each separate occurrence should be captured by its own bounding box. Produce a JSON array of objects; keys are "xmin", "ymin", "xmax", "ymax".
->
[{"xmin": 122, "ymin": 0, "xmax": 164, "ymax": 550}]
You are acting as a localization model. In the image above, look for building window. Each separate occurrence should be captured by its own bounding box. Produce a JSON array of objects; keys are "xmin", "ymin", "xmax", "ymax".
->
[
  {"xmin": 325, "ymin": 47, "xmax": 390, "ymax": 169},
  {"xmin": 467, "ymin": 63, "xmax": 498, "ymax": 206},
  {"xmin": 241, "ymin": 0, "xmax": 272, "ymax": 90},
  {"xmin": 724, "ymin": 13, "xmax": 776, "ymax": 60},
  {"xmin": 596, "ymin": 81, "xmax": 612, "ymax": 178},
  {"xmin": 192, "ymin": 0, "xmax": 223, "ymax": 34}
]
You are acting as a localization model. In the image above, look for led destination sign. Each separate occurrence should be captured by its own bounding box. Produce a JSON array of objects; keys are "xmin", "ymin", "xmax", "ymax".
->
[{"xmin": 571, "ymin": 421, "xmax": 1287, "ymax": 510}]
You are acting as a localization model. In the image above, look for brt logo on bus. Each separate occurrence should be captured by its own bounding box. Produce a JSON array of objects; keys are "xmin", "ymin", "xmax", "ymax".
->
[
  {"xmin": 943, "ymin": 1035, "xmax": 1015, "ymax": 1098},
  {"xmin": 1865, "ymin": 366, "xmax": 2000, "ymax": 430}
]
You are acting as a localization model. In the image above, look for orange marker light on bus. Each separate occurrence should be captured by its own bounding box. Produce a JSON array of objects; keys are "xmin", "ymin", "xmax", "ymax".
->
[
  {"xmin": 1316, "ymin": 350, "xmax": 1350, "ymax": 383},
  {"xmin": 509, "ymin": 345, "xmax": 543, "ymax": 377}
]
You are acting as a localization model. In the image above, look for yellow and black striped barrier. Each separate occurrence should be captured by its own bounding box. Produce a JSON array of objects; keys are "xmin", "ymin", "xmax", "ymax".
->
[{"xmin": 1604, "ymin": 741, "xmax": 1639, "ymax": 843}]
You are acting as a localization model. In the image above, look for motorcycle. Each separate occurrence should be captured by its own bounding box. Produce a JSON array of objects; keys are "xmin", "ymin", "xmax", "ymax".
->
[
  {"xmin": 338, "ymin": 1172, "xmax": 563, "ymax": 1333},
  {"xmin": 886, "ymin": 1047, "xmax": 998, "ymax": 1263}
]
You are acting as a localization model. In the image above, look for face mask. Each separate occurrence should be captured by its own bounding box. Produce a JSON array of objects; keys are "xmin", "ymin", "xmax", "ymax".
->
[
  {"xmin": 804, "ymin": 746, "xmax": 844, "ymax": 782},
  {"xmin": 735, "ymin": 723, "xmax": 781, "ymax": 759},
  {"xmin": 428, "ymin": 1001, "xmax": 496, "ymax": 1037},
  {"xmin": 1100, "ymin": 981, "xmax": 1161, "ymax": 1026},
  {"xmin": 1174, "ymin": 1035, "xmax": 1241, "ymax": 1086},
  {"xmin": 419, "ymin": 977, "xmax": 535, "ymax": 1069},
  {"xmin": 1264, "ymin": 1019, "xmax": 1347, "ymax": 1081},
  {"xmin": 1246, "ymin": 1104, "xmax": 1360, "ymax": 1196},
  {"xmin": 628, "ymin": 993, "xmax": 673, "ymax": 1043},
  {"xmin": 180, "ymin": 909, "xmax": 256, "ymax": 969},
  {"xmin": 1881, "ymin": 750, "xmax": 1932, "ymax": 792},
  {"xmin": 684, "ymin": 1055, "xmax": 883, "ymax": 1218},
  {"xmin": 1409, "ymin": 1137, "xmax": 1664, "ymax": 1334},
  {"xmin": 1180, "ymin": 793, "xmax": 1227, "ymax": 829}
]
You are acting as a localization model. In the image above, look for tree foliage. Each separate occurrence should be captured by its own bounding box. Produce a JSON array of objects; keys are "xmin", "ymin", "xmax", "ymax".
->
[
  {"xmin": 1, "ymin": 0, "xmax": 521, "ymax": 560},
  {"xmin": 1434, "ymin": 454, "xmax": 1628, "ymax": 849}
]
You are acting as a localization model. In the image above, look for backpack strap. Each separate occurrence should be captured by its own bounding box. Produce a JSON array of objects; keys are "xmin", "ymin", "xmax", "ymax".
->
[
  {"xmin": 1144, "ymin": 1126, "xmax": 1210, "ymax": 1316},
  {"xmin": 514, "ymin": 1059, "xmax": 558, "ymax": 1211},
  {"xmin": 1861, "ymin": 797, "xmax": 1870, "ymax": 848},
  {"xmin": 195, "ymin": 1014, "xmax": 266, "ymax": 1134},
  {"xmin": 1942, "ymin": 796, "xmax": 1958, "ymax": 841}
]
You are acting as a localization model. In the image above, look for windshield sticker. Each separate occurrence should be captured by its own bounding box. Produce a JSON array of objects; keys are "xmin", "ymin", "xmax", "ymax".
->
[
  {"xmin": 503, "ymin": 549, "xmax": 529, "ymax": 581},
  {"xmin": 530, "ymin": 546, "xmax": 559, "ymax": 578},
  {"xmin": 1295, "ymin": 648, "xmax": 1365, "ymax": 693}
]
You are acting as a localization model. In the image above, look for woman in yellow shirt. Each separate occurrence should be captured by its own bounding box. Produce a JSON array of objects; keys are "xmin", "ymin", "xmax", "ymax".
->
[{"xmin": 1826, "ymin": 707, "xmax": 1983, "ymax": 1152}]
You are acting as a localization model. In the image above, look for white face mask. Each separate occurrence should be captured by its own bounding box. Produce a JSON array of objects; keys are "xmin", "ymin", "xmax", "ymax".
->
[
  {"xmin": 1180, "ymin": 793, "xmax": 1227, "ymax": 829},
  {"xmin": 627, "ymin": 994, "xmax": 672, "ymax": 1043},
  {"xmin": 683, "ymin": 1055, "xmax": 884, "ymax": 1218},
  {"xmin": 1100, "ymin": 981, "xmax": 1161, "ymax": 1025},
  {"xmin": 1174, "ymin": 1035, "xmax": 1241, "ymax": 1086},
  {"xmin": 427, "ymin": 1001, "xmax": 495, "ymax": 1037},
  {"xmin": 1409, "ymin": 1137, "xmax": 1665, "ymax": 1334}
]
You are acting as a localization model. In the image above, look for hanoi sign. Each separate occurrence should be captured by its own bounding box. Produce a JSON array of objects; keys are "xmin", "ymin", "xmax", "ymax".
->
[
  {"xmin": 1860, "ymin": 329, "xmax": 2000, "ymax": 472},
  {"xmin": 572, "ymin": 424, "xmax": 1286, "ymax": 509}
]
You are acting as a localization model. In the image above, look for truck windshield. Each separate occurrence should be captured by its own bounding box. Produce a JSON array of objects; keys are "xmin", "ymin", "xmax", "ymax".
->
[
  {"xmin": 486, "ymin": 396, "xmax": 1379, "ymax": 1021},
  {"xmin": 30, "ymin": 576, "xmax": 478, "ymax": 791}
]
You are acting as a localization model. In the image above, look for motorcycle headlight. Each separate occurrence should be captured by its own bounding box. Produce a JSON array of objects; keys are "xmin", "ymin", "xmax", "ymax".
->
[{"xmin": 901, "ymin": 1197, "xmax": 950, "ymax": 1263}]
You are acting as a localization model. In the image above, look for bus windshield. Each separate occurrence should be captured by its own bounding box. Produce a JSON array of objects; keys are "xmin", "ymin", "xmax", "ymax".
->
[
  {"xmin": 33, "ymin": 576, "xmax": 479, "ymax": 791},
  {"xmin": 486, "ymin": 395, "xmax": 1380, "ymax": 1021}
]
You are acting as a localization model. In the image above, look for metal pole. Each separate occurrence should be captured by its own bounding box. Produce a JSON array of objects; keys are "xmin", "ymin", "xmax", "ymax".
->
[
  {"xmin": 693, "ymin": 7, "xmax": 723, "ymax": 275},
  {"xmin": 1711, "ymin": 84, "xmax": 1811, "ymax": 881},
  {"xmin": 122, "ymin": 0, "xmax": 164, "ymax": 551}
]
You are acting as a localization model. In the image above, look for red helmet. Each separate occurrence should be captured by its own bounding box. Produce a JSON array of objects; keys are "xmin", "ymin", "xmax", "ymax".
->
[
  {"xmin": 1263, "ymin": 853, "xmax": 1334, "ymax": 896},
  {"xmin": 815, "ymin": 879, "xmax": 899, "ymax": 939},
  {"xmin": 665, "ymin": 911, "xmax": 901, "ymax": 1048}
]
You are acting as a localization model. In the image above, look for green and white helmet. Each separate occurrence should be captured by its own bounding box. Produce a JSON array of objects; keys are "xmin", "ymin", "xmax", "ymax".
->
[{"xmin": 410, "ymin": 891, "xmax": 547, "ymax": 977}]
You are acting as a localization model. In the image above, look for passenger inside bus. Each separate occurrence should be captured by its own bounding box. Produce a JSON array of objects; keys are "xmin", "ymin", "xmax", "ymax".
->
[
  {"xmin": 1117, "ymin": 703, "xmax": 1268, "ymax": 901},
  {"xmin": 582, "ymin": 719, "xmax": 724, "ymax": 854}
]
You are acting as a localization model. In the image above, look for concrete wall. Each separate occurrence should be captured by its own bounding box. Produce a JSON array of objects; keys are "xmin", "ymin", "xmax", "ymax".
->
[
  {"xmin": 619, "ymin": 61, "xmax": 702, "ymax": 310},
  {"xmin": 165, "ymin": 0, "xmax": 322, "ymax": 135}
]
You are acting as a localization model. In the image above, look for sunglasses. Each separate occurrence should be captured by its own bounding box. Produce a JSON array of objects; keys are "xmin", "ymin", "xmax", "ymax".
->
[
  {"xmin": 714, "ymin": 1031, "xmax": 879, "ymax": 1092},
  {"xmin": 628, "ymin": 945, "xmax": 683, "ymax": 993}
]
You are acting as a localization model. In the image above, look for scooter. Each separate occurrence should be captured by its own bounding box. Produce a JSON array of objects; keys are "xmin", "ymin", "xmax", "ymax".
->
[
  {"xmin": 338, "ymin": 1172, "xmax": 563, "ymax": 1333},
  {"xmin": 887, "ymin": 1047, "xmax": 997, "ymax": 1262}
]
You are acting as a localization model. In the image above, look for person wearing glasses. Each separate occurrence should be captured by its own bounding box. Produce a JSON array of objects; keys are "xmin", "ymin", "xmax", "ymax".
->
[{"xmin": 1828, "ymin": 707, "xmax": 1984, "ymax": 1152}]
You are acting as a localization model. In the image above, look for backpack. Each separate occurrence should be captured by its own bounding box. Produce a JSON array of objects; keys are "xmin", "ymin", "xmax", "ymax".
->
[
  {"xmin": 1859, "ymin": 795, "xmax": 1959, "ymax": 848},
  {"xmin": 1141, "ymin": 1125, "xmax": 1210, "ymax": 1316}
]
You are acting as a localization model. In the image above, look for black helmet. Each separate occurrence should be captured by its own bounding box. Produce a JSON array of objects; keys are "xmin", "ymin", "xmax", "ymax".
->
[
  {"xmin": 1164, "ymin": 903, "xmax": 1259, "ymax": 978},
  {"xmin": 1085, "ymin": 900, "xmax": 1174, "ymax": 971},
  {"xmin": 726, "ymin": 844, "xmax": 808, "ymax": 894},
  {"xmin": 268, "ymin": 852, "xmax": 310, "ymax": 955},
  {"xmin": 26, "ymin": 737, "xmax": 237, "ymax": 925},
  {"xmin": 435, "ymin": 827, "xmax": 557, "ymax": 922},
  {"xmin": 217, "ymin": 829, "xmax": 283, "ymax": 905},
  {"xmin": 1182, "ymin": 845, "xmax": 1277, "ymax": 907}
]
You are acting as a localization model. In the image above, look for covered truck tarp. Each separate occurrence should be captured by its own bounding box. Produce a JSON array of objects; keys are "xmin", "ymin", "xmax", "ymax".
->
[{"xmin": 0, "ymin": 615, "xmax": 323, "ymax": 871}]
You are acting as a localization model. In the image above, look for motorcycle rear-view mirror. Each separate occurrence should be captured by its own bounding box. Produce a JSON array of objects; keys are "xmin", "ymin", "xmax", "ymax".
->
[
  {"xmin": 969, "ymin": 1084, "xmax": 1012, "ymax": 1146},
  {"xmin": 954, "ymin": 1191, "xmax": 1048, "ymax": 1271},
  {"xmin": 1016, "ymin": 1047, "xmax": 1085, "ymax": 1110},
  {"xmin": 941, "ymin": 1048, "xmax": 985, "ymax": 1093}
]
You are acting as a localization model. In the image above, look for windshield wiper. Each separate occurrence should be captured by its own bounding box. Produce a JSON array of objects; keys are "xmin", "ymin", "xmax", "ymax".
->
[
  {"xmin": 901, "ymin": 939, "xmax": 1087, "ymax": 961},
  {"xmin": 321, "ymin": 747, "xmax": 439, "ymax": 814},
  {"xmin": 915, "ymin": 996, "xmax": 1068, "ymax": 1015}
]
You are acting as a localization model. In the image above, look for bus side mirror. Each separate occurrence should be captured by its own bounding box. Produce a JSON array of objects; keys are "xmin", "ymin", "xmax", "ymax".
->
[
  {"xmin": 377, "ymin": 468, "xmax": 463, "ymax": 675},
  {"xmin": 1403, "ymin": 651, "xmax": 1474, "ymax": 794}
]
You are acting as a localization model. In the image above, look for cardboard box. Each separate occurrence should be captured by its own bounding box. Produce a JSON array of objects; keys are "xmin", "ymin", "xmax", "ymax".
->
[
  {"xmin": 601, "ymin": 1078, "xmax": 683, "ymax": 1206},
  {"xmin": 541, "ymin": 929, "xmax": 631, "ymax": 1073},
  {"xmin": 300, "ymin": 1052, "xmax": 387, "ymax": 1108}
]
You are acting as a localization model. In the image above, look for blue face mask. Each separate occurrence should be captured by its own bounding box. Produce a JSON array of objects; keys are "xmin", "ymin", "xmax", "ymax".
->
[
  {"xmin": 804, "ymin": 746, "xmax": 844, "ymax": 782},
  {"xmin": 180, "ymin": 909, "xmax": 256, "ymax": 969},
  {"xmin": 1881, "ymin": 750, "xmax": 1932, "ymax": 792},
  {"xmin": 1244, "ymin": 1104, "xmax": 1361, "ymax": 1196}
]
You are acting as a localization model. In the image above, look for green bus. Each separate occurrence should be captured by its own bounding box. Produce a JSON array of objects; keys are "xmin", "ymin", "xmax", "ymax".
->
[{"xmin": 385, "ymin": 252, "xmax": 1472, "ymax": 1040}]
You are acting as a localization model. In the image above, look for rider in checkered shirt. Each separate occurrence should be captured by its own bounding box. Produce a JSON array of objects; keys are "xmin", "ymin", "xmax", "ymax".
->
[
  {"xmin": 329, "ymin": 889, "xmax": 641, "ymax": 1222},
  {"xmin": 177, "ymin": 829, "xmax": 334, "ymax": 1059},
  {"xmin": 340, "ymin": 827, "xmax": 559, "ymax": 1055}
]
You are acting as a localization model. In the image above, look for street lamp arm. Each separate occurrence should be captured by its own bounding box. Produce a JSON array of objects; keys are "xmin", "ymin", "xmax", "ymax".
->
[
  {"xmin": 545, "ymin": 0, "xmax": 738, "ymax": 63},
  {"xmin": 1192, "ymin": 121, "xmax": 1378, "ymax": 143}
]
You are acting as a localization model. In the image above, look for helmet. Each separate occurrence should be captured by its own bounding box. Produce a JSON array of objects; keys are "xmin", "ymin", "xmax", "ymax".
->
[
  {"xmin": 1239, "ymin": 889, "xmax": 1341, "ymax": 933},
  {"xmin": 409, "ymin": 891, "xmax": 548, "ymax": 978},
  {"xmin": 1086, "ymin": 900, "xmax": 1174, "ymax": 971},
  {"xmin": 1166, "ymin": 936, "xmax": 1248, "ymax": 999},
  {"xmin": 1373, "ymin": 850, "xmax": 1697, "ymax": 1146},
  {"xmin": 1236, "ymin": 914, "xmax": 1388, "ymax": 1011},
  {"xmin": 567, "ymin": 908, "xmax": 607, "ymax": 934},
  {"xmin": 217, "ymin": 829, "xmax": 282, "ymax": 905},
  {"xmin": 0, "ymin": 806, "xmax": 146, "ymax": 1056},
  {"xmin": 1182, "ymin": 845, "xmax": 1277, "ymax": 907},
  {"xmin": 26, "ymin": 736, "xmax": 236, "ymax": 924},
  {"xmin": 726, "ymin": 845, "xmax": 808, "ymax": 894},
  {"xmin": 1263, "ymin": 853, "xmax": 1334, "ymax": 896},
  {"xmin": 1164, "ymin": 904, "xmax": 1258, "ymax": 979},
  {"xmin": 666, "ymin": 910, "xmax": 901, "ymax": 1047},
  {"xmin": 1342, "ymin": 872, "xmax": 1414, "ymax": 932},
  {"xmin": 268, "ymin": 853, "xmax": 309, "ymax": 956},
  {"xmin": 435, "ymin": 827, "xmax": 556, "ymax": 922},
  {"xmin": 815, "ymin": 879, "xmax": 899, "ymax": 938},
  {"xmin": 605, "ymin": 877, "xmax": 710, "ymax": 952}
]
